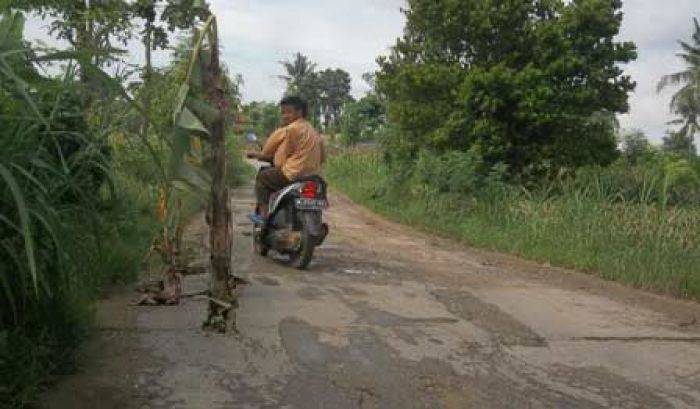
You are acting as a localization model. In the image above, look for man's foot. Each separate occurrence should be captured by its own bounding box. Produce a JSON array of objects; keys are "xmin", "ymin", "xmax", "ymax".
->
[{"xmin": 248, "ymin": 213, "xmax": 266, "ymax": 225}]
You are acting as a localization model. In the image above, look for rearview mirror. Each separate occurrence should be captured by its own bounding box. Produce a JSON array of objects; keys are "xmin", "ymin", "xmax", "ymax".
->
[{"xmin": 245, "ymin": 132, "xmax": 258, "ymax": 143}]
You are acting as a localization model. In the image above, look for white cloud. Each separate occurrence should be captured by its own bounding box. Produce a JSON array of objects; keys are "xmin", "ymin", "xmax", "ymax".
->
[
  {"xmin": 618, "ymin": 0, "xmax": 699, "ymax": 142},
  {"xmin": 209, "ymin": 0, "xmax": 405, "ymax": 102}
]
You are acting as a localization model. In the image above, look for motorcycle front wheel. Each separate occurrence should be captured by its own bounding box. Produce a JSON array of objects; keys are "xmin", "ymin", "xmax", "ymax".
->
[{"xmin": 253, "ymin": 227, "xmax": 269, "ymax": 256}]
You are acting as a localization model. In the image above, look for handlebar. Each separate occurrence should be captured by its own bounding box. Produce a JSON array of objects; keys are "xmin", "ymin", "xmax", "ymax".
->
[{"xmin": 246, "ymin": 152, "xmax": 273, "ymax": 164}]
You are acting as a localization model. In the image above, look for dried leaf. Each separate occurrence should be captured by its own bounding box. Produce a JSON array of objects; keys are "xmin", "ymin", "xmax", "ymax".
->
[{"xmin": 157, "ymin": 187, "xmax": 168, "ymax": 222}]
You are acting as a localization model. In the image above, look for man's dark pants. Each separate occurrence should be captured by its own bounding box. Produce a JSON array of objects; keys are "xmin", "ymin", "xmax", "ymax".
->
[{"xmin": 255, "ymin": 167, "xmax": 290, "ymax": 211}]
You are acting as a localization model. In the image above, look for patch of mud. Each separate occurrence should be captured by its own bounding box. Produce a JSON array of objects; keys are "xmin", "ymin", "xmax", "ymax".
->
[
  {"xmin": 347, "ymin": 301, "xmax": 459, "ymax": 328},
  {"xmin": 133, "ymin": 369, "xmax": 186, "ymax": 409},
  {"xmin": 333, "ymin": 285, "xmax": 369, "ymax": 297},
  {"xmin": 316, "ymin": 247, "xmax": 407, "ymax": 278},
  {"xmin": 542, "ymin": 365, "xmax": 674, "ymax": 409},
  {"xmin": 393, "ymin": 327, "xmax": 421, "ymax": 346},
  {"xmin": 254, "ymin": 276, "xmax": 280, "ymax": 286},
  {"xmin": 213, "ymin": 367, "xmax": 278, "ymax": 408},
  {"xmin": 296, "ymin": 286, "xmax": 326, "ymax": 300},
  {"xmin": 432, "ymin": 289, "xmax": 546, "ymax": 347}
]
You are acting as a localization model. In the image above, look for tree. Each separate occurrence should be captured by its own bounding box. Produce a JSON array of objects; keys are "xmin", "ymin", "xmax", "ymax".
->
[
  {"xmin": 339, "ymin": 101, "xmax": 364, "ymax": 146},
  {"xmin": 278, "ymin": 52, "xmax": 320, "ymax": 114},
  {"xmin": 339, "ymin": 94, "xmax": 385, "ymax": 146},
  {"xmin": 278, "ymin": 52, "xmax": 316, "ymax": 86},
  {"xmin": 663, "ymin": 130, "xmax": 698, "ymax": 157},
  {"xmin": 8, "ymin": 0, "xmax": 133, "ymax": 90},
  {"xmin": 657, "ymin": 17, "xmax": 700, "ymax": 154},
  {"xmin": 130, "ymin": 1, "xmax": 208, "ymax": 140},
  {"xmin": 10, "ymin": 0, "xmax": 205, "ymax": 101},
  {"xmin": 620, "ymin": 129, "xmax": 653, "ymax": 164},
  {"xmin": 240, "ymin": 101, "xmax": 280, "ymax": 138},
  {"xmin": 376, "ymin": 0, "xmax": 637, "ymax": 176},
  {"xmin": 132, "ymin": 0, "xmax": 209, "ymax": 81},
  {"xmin": 278, "ymin": 53, "xmax": 353, "ymax": 128},
  {"xmin": 317, "ymin": 68, "xmax": 353, "ymax": 130}
]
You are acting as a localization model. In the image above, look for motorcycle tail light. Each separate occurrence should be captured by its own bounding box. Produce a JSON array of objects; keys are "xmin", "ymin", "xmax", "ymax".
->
[{"xmin": 301, "ymin": 181, "xmax": 317, "ymax": 198}]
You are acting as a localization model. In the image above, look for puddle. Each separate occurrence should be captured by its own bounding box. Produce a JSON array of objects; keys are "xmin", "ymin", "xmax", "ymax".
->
[
  {"xmin": 317, "ymin": 244, "xmax": 341, "ymax": 250},
  {"xmin": 340, "ymin": 268, "xmax": 377, "ymax": 275}
]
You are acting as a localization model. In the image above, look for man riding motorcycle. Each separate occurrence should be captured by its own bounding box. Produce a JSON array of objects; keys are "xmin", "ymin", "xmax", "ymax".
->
[{"xmin": 246, "ymin": 96, "xmax": 325, "ymax": 224}]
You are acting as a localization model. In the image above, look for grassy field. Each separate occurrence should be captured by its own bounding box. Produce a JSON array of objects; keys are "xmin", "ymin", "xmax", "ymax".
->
[{"xmin": 326, "ymin": 151, "xmax": 700, "ymax": 299}]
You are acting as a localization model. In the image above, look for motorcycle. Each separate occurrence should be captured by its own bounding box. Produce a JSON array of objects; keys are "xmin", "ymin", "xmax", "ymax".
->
[{"xmin": 245, "ymin": 132, "xmax": 329, "ymax": 269}]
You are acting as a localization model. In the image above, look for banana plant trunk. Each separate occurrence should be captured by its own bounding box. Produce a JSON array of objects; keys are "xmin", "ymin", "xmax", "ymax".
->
[
  {"xmin": 76, "ymin": 0, "xmax": 95, "ymax": 110},
  {"xmin": 203, "ymin": 18, "xmax": 235, "ymax": 330}
]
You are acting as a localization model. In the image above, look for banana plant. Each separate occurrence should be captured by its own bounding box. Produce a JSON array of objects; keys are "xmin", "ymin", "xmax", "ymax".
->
[
  {"xmin": 170, "ymin": 13, "xmax": 237, "ymax": 330},
  {"xmin": 140, "ymin": 8, "xmax": 235, "ymax": 327}
]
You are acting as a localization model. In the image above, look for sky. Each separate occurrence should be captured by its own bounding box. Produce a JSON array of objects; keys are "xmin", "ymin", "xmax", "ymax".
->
[
  {"xmin": 23, "ymin": 0, "xmax": 700, "ymax": 142},
  {"xmin": 209, "ymin": 0, "xmax": 406, "ymax": 101}
]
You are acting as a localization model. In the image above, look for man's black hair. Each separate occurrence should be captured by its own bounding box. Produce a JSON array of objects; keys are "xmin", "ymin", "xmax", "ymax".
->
[{"xmin": 280, "ymin": 95, "xmax": 308, "ymax": 118}]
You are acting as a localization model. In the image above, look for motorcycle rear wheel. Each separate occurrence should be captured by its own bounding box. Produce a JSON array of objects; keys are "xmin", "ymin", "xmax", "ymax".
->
[{"xmin": 287, "ymin": 226, "xmax": 315, "ymax": 269}]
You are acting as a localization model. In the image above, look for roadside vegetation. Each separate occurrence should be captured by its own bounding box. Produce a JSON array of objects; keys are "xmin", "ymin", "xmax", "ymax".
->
[
  {"xmin": 0, "ymin": 2, "xmax": 249, "ymax": 407},
  {"xmin": 327, "ymin": 149, "xmax": 700, "ymax": 298},
  {"xmin": 327, "ymin": 1, "xmax": 700, "ymax": 299}
]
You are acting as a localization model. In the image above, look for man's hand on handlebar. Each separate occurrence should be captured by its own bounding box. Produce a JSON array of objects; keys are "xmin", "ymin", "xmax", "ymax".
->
[{"xmin": 246, "ymin": 151, "xmax": 274, "ymax": 163}]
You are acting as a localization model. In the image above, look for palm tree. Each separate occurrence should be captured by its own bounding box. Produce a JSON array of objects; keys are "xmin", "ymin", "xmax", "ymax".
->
[
  {"xmin": 278, "ymin": 52, "xmax": 317, "ymax": 94},
  {"xmin": 278, "ymin": 52, "xmax": 320, "ymax": 122},
  {"xmin": 657, "ymin": 18, "xmax": 700, "ymax": 157}
]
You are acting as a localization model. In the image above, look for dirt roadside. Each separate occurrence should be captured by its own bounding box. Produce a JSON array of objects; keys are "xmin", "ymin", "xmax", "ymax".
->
[{"xmin": 39, "ymin": 183, "xmax": 700, "ymax": 409}]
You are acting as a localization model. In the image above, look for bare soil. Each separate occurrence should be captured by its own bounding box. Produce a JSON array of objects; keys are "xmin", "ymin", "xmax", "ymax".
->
[{"xmin": 40, "ymin": 184, "xmax": 700, "ymax": 408}]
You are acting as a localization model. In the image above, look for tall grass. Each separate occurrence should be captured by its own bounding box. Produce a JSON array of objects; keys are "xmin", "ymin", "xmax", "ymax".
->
[
  {"xmin": 0, "ymin": 10, "xmax": 254, "ymax": 407},
  {"xmin": 0, "ymin": 169, "xmax": 162, "ymax": 408},
  {"xmin": 0, "ymin": 81, "xmax": 162, "ymax": 409},
  {"xmin": 327, "ymin": 151, "xmax": 700, "ymax": 299}
]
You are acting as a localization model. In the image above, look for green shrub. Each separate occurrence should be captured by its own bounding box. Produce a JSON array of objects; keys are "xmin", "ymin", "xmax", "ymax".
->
[
  {"xmin": 571, "ymin": 154, "xmax": 700, "ymax": 206},
  {"xmin": 409, "ymin": 148, "xmax": 509, "ymax": 195},
  {"xmin": 327, "ymin": 150, "xmax": 700, "ymax": 300},
  {"xmin": 226, "ymin": 134, "xmax": 255, "ymax": 187}
]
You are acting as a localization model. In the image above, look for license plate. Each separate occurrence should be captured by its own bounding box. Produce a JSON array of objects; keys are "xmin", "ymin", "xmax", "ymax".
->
[{"xmin": 295, "ymin": 198, "xmax": 328, "ymax": 209}]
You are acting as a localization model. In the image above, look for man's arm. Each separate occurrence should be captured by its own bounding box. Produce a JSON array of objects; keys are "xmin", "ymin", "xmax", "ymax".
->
[
  {"xmin": 246, "ymin": 151, "xmax": 273, "ymax": 161},
  {"xmin": 247, "ymin": 127, "xmax": 285, "ymax": 162}
]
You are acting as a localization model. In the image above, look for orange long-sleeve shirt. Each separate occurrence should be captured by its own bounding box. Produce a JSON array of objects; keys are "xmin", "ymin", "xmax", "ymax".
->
[{"xmin": 261, "ymin": 119, "xmax": 325, "ymax": 180}]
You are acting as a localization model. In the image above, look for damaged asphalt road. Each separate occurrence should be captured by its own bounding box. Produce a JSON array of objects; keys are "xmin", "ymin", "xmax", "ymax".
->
[{"xmin": 41, "ymin": 185, "xmax": 700, "ymax": 408}]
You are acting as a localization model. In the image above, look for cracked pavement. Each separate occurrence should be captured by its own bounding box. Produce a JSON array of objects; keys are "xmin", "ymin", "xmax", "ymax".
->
[{"xmin": 40, "ymin": 184, "xmax": 700, "ymax": 408}]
